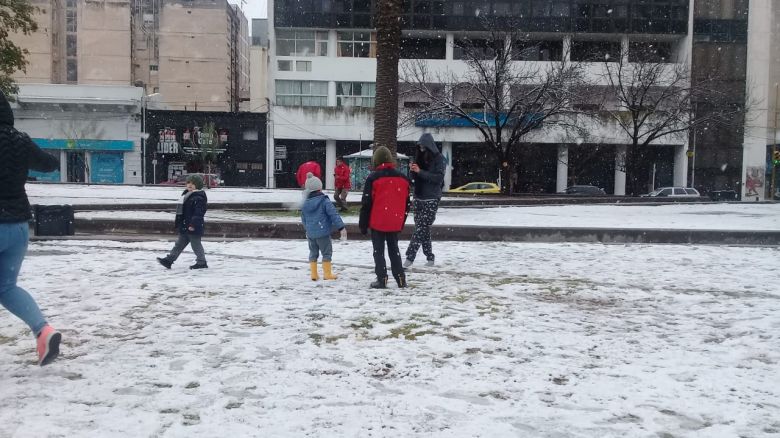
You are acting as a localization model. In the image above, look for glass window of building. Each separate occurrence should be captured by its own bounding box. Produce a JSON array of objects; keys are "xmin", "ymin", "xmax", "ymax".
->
[
  {"xmin": 400, "ymin": 37, "xmax": 447, "ymax": 59},
  {"xmin": 276, "ymin": 30, "xmax": 328, "ymax": 56},
  {"xmin": 513, "ymin": 40, "xmax": 564, "ymax": 61},
  {"xmin": 454, "ymin": 38, "xmax": 504, "ymax": 60},
  {"xmin": 336, "ymin": 82, "xmax": 376, "ymax": 108},
  {"xmin": 571, "ymin": 40, "xmax": 621, "ymax": 62},
  {"xmin": 276, "ymin": 80, "xmax": 329, "ymax": 107},
  {"xmin": 629, "ymin": 42, "xmax": 673, "ymax": 63},
  {"xmin": 337, "ymin": 31, "xmax": 377, "ymax": 57},
  {"xmin": 278, "ymin": 60, "xmax": 292, "ymax": 71}
]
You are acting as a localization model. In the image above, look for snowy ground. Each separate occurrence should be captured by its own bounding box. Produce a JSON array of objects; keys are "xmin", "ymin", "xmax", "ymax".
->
[
  {"xmin": 1, "ymin": 238, "xmax": 779, "ymax": 437},
  {"xmin": 76, "ymin": 203, "xmax": 780, "ymax": 231}
]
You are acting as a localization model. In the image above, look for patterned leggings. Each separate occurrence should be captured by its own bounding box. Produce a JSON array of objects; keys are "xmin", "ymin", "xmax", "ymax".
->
[{"xmin": 405, "ymin": 199, "xmax": 439, "ymax": 262}]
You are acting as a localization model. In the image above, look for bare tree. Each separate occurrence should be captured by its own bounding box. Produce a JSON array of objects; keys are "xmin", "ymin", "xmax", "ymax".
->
[
  {"xmin": 401, "ymin": 22, "xmax": 587, "ymax": 194},
  {"xmin": 600, "ymin": 47, "xmax": 748, "ymax": 195},
  {"xmin": 373, "ymin": 0, "xmax": 402, "ymax": 155}
]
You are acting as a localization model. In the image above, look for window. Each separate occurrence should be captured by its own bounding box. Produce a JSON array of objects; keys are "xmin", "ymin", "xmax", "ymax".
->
[
  {"xmin": 571, "ymin": 41, "xmax": 621, "ymax": 62},
  {"xmin": 278, "ymin": 60, "xmax": 292, "ymax": 71},
  {"xmin": 149, "ymin": 64, "xmax": 158, "ymax": 71},
  {"xmin": 337, "ymin": 31, "xmax": 376, "ymax": 58},
  {"xmin": 629, "ymin": 42, "xmax": 673, "ymax": 63},
  {"xmin": 533, "ymin": 0, "xmax": 570, "ymax": 17},
  {"xmin": 336, "ymin": 82, "xmax": 376, "ymax": 107},
  {"xmin": 684, "ymin": 188, "xmax": 699, "ymax": 195},
  {"xmin": 460, "ymin": 102, "xmax": 484, "ymax": 110},
  {"xmin": 276, "ymin": 30, "xmax": 328, "ymax": 56},
  {"xmin": 66, "ymin": 34, "xmax": 77, "ymax": 57},
  {"xmin": 400, "ymin": 38, "xmax": 446, "ymax": 59},
  {"xmin": 513, "ymin": 40, "xmax": 563, "ymax": 61},
  {"xmin": 454, "ymin": 38, "xmax": 503, "ymax": 60},
  {"xmin": 66, "ymin": 59, "xmax": 78, "ymax": 82},
  {"xmin": 673, "ymin": 188, "xmax": 686, "ymax": 195},
  {"xmin": 275, "ymin": 80, "xmax": 328, "ymax": 107},
  {"xmin": 242, "ymin": 130, "xmax": 259, "ymax": 141},
  {"xmin": 296, "ymin": 60, "xmax": 312, "ymax": 71},
  {"xmin": 66, "ymin": 10, "xmax": 77, "ymax": 32}
]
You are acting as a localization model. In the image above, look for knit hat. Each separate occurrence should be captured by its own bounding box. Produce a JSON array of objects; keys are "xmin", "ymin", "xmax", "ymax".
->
[
  {"xmin": 372, "ymin": 146, "xmax": 395, "ymax": 168},
  {"xmin": 186, "ymin": 174, "xmax": 204, "ymax": 190},
  {"xmin": 304, "ymin": 172, "xmax": 323, "ymax": 191}
]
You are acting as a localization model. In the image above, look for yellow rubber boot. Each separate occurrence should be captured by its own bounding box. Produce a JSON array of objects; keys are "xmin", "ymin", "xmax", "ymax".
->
[
  {"xmin": 323, "ymin": 261, "xmax": 337, "ymax": 280},
  {"xmin": 310, "ymin": 262, "xmax": 319, "ymax": 281}
]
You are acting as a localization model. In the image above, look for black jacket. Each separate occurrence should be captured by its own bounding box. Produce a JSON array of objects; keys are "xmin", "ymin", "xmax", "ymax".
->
[
  {"xmin": 0, "ymin": 91, "xmax": 60, "ymax": 223},
  {"xmin": 412, "ymin": 133, "xmax": 446, "ymax": 200},
  {"xmin": 174, "ymin": 189, "xmax": 208, "ymax": 235}
]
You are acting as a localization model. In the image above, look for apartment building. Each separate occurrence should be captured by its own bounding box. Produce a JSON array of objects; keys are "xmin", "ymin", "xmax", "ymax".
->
[
  {"xmin": 12, "ymin": 0, "xmax": 249, "ymax": 112},
  {"xmin": 260, "ymin": 0, "xmax": 765, "ymax": 199}
]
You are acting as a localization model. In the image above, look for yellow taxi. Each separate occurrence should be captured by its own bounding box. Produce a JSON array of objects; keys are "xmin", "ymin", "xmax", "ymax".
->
[{"xmin": 448, "ymin": 182, "xmax": 501, "ymax": 194}]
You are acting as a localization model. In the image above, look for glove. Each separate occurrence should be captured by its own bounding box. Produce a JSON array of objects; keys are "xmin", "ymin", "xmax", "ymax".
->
[
  {"xmin": 340, "ymin": 228, "xmax": 348, "ymax": 241},
  {"xmin": 188, "ymin": 226, "xmax": 195, "ymax": 232},
  {"xmin": 360, "ymin": 227, "xmax": 367, "ymax": 236}
]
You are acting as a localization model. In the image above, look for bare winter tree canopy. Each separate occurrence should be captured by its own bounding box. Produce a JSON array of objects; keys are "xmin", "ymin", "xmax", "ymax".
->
[
  {"xmin": 600, "ymin": 47, "xmax": 748, "ymax": 195},
  {"xmin": 401, "ymin": 19, "xmax": 588, "ymax": 194}
]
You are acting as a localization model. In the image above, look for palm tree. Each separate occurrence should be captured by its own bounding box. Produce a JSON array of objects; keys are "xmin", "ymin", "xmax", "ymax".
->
[{"xmin": 373, "ymin": 0, "xmax": 402, "ymax": 155}]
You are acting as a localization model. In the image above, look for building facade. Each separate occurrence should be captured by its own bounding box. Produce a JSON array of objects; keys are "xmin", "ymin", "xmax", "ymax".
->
[
  {"xmin": 12, "ymin": 84, "xmax": 143, "ymax": 184},
  {"xmin": 12, "ymin": 0, "xmax": 249, "ymax": 112},
  {"xmin": 261, "ymin": 0, "xmax": 762, "ymax": 199}
]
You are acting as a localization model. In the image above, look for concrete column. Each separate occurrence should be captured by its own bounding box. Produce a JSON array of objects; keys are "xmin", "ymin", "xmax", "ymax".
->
[
  {"xmin": 556, "ymin": 144, "xmax": 568, "ymax": 193},
  {"xmin": 621, "ymin": 35, "xmax": 630, "ymax": 63},
  {"xmin": 328, "ymin": 30, "xmax": 338, "ymax": 58},
  {"xmin": 442, "ymin": 141, "xmax": 453, "ymax": 190},
  {"xmin": 266, "ymin": 128, "xmax": 276, "ymax": 188},
  {"xmin": 614, "ymin": 145, "xmax": 627, "ymax": 196},
  {"xmin": 60, "ymin": 150, "xmax": 67, "ymax": 182},
  {"xmin": 673, "ymin": 144, "xmax": 688, "ymax": 187},
  {"xmin": 328, "ymin": 81, "xmax": 337, "ymax": 107},
  {"xmin": 325, "ymin": 139, "xmax": 337, "ymax": 190},
  {"xmin": 445, "ymin": 33, "xmax": 454, "ymax": 61},
  {"xmin": 562, "ymin": 35, "xmax": 571, "ymax": 62}
]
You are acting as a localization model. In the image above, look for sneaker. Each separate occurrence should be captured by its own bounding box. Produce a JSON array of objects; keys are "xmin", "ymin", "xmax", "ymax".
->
[
  {"xmin": 403, "ymin": 259, "xmax": 414, "ymax": 268},
  {"xmin": 425, "ymin": 259, "xmax": 435, "ymax": 267},
  {"xmin": 189, "ymin": 262, "xmax": 208, "ymax": 270},
  {"xmin": 157, "ymin": 257, "xmax": 172, "ymax": 269},
  {"xmin": 37, "ymin": 325, "xmax": 61, "ymax": 366}
]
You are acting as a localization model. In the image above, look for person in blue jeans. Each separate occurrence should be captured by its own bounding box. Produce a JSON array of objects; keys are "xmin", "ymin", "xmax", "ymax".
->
[
  {"xmin": 0, "ymin": 90, "xmax": 62, "ymax": 366},
  {"xmin": 301, "ymin": 172, "xmax": 346, "ymax": 281}
]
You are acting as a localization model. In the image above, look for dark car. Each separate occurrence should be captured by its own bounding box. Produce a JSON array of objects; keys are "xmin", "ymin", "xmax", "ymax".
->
[{"xmin": 564, "ymin": 185, "xmax": 607, "ymax": 196}]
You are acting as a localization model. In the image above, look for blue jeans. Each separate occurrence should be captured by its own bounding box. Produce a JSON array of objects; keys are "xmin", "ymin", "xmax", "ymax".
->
[
  {"xmin": 308, "ymin": 236, "xmax": 333, "ymax": 262},
  {"xmin": 0, "ymin": 222, "xmax": 47, "ymax": 337}
]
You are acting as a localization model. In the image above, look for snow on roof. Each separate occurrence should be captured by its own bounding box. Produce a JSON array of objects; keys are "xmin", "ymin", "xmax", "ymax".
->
[{"xmin": 344, "ymin": 149, "xmax": 409, "ymax": 159}]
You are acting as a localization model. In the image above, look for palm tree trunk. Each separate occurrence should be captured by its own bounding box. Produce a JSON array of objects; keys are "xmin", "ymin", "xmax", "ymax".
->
[{"xmin": 373, "ymin": 0, "xmax": 402, "ymax": 155}]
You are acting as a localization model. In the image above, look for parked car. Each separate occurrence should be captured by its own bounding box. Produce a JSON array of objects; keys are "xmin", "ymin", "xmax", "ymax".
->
[
  {"xmin": 448, "ymin": 182, "xmax": 501, "ymax": 194},
  {"xmin": 160, "ymin": 173, "xmax": 223, "ymax": 188},
  {"xmin": 642, "ymin": 187, "xmax": 700, "ymax": 198},
  {"xmin": 563, "ymin": 185, "xmax": 607, "ymax": 196}
]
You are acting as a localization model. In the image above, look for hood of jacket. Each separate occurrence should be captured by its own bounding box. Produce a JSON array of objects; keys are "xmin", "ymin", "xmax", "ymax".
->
[
  {"xmin": 417, "ymin": 133, "xmax": 439, "ymax": 155},
  {"xmin": 0, "ymin": 91, "xmax": 14, "ymax": 127},
  {"xmin": 302, "ymin": 190, "xmax": 327, "ymax": 214}
]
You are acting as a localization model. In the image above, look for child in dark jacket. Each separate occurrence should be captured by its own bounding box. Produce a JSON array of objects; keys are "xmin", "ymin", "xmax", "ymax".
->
[
  {"xmin": 358, "ymin": 146, "xmax": 411, "ymax": 289},
  {"xmin": 301, "ymin": 172, "xmax": 346, "ymax": 281},
  {"xmin": 157, "ymin": 174, "xmax": 209, "ymax": 269}
]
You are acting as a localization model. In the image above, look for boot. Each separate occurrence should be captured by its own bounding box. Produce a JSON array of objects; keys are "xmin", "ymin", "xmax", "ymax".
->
[
  {"xmin": 394, "ymin": 273, "xmax": 407, "ymax": 288},
  {"xmin": 323, "ymin": 261, "xmax": 337, "ymax": 280},
  {"xmin": 189, "ymin": 262, "xmax": 208, "ymax": 270},
  {"xmin": 370, "ymin": 276, "xmax": 388, "ymax": 289},
  {"xmin": 157, "ymin": 257, "xmax": 173, "ymax": 269},
  {"xmin": 310, "ymin": 262, "xmax": 319, "ymax": 281},
  {"xmin": 37, "ymin": 325, "xmax": 61, "ymax": 366}
]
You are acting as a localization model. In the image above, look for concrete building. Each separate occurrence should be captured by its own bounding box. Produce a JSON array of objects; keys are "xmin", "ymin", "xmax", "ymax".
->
[
  {"xmin": 12, "ymin": 0, "xmax": 249, "ymax": 112},
  {"xmin": 12, "ymin": 84, "xmax": 143, "ymax": 184},
  {"xmin": 259, "ymin": 0, "xmax": 764, "ymax": 199}
]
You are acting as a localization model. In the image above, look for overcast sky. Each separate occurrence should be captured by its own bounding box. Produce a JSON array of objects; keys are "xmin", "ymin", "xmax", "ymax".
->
[{"xmin": 232, "ymin": 0, "xmax": 268, "ymax": 22}]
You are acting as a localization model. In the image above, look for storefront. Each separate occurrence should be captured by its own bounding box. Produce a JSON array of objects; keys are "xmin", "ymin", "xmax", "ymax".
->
[
  {"xmin": 145, "ymin": 110, "xmax": 267, "ymax": 186},
  {"xmin": 29, "ymin": 139, "xmax": 134, "ymax": 184}
]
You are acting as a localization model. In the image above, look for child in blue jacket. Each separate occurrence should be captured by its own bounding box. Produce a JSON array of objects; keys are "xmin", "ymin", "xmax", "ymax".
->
[{"xmin": 301, "ymin": 172, "xmax": 346, "ymax": 280}]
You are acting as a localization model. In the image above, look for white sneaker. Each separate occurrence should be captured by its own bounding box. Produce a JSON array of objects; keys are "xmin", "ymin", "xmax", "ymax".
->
[
  {"xmin": 403, "ymin": 259, "xmax": 413, "ymax": 268},
  {"xmin": 425, "ymin": 259, "xmax": 435, "ymax": 267}
]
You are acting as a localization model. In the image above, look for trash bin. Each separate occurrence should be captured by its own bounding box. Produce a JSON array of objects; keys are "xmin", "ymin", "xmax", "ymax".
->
[{"xmin": 33, "ymin": 205, "xmax": 75, "ymax": 236}]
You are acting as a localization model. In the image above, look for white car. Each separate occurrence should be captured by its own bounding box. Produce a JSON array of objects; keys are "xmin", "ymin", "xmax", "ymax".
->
[{"xmin": 643, "ymin": 187, "xmax": 701, "ymax": 198}]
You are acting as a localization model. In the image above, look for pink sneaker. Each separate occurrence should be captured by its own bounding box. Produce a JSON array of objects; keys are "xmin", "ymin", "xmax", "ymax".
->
[{"xmin": 37, "ymin": 325, "xmax": 61, "ymax": 366}]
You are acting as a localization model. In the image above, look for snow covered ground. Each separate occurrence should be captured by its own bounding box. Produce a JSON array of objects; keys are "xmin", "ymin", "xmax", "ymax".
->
[
  {"xmin": 1, "ymin": 238, "xmax": 778, "ymax": 437},
  {"xmin": 76, "ymin": 203, "xmax": 780, "ymax": 231},
  {"xmin": 28, "ymin": 183, "xmax": 780, "ymax": 231}
]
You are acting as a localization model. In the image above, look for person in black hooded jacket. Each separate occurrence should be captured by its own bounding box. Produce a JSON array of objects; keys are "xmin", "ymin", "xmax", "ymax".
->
[
  {"xmin": 404, "ymin": 133, "xmax": 446, "ymax": 267},
  {"xmin": 0, "ymin": 90, "xmax": 62, "ymax": 366},
  {"xmin": 157, "ymin": 174, "xmax": 209, "ymax": 270}
]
